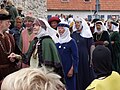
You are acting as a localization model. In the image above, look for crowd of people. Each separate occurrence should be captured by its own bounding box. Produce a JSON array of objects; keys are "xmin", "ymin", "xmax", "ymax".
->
[{"xmin": 0, "ymin": 0, "xmax": 120, "ymax": 90}]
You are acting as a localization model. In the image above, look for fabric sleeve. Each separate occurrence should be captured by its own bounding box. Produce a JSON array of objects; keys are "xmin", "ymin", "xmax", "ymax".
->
[
  {"xmin": 111, "ymin": 32, "xmax": 120, "ymax": 52},
  {"xmin": 7, "ymin": 33, "xmax": 15, "ymax": 52},
  {"xmin": 42, "ymin": 38, "xmax": 61, "ymax": 68},
  {"xmin": 18, "ymin": 33, "xmax": 23, "ymax": 51},
  {"xmin": 86, "ymin": 38, "xmax": 95, "ymax": 65},
  {"xmin": 42, "ymin": 38, "xmax": 64, "ymax": 81},
  {"xmin": 87, "ymin": 38, "xmax": 95, "ymax": 47},
  {"xmin": 104, "ymin": 31, "xmax": 112, "ymax": 49},
  {"xmin": 70, "ymin": 39, "xmax": 79, "ymax": 73},
  {"xmin": 22, "ymin": 39, "xmax": 36, "ymax": 64}
]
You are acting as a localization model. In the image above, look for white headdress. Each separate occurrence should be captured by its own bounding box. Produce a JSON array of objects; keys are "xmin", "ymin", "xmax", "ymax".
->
[
  {"xmin": 35, "ymin": 18, "xmax": 59, "ymax": 43},
  {"xmin": 57, "ymin": 21, "xmax": 72, "ymax": 44},
  {"xmin": 73, "ymin": 17, "xmax": 93, "ymax": 38},
  {"xmin": 111, "ymin": 22, "xmax": 119, "ymax": 32},
  {"xmin": 94, "ymin": 21, "xmax": 107, "ymax": 34}
]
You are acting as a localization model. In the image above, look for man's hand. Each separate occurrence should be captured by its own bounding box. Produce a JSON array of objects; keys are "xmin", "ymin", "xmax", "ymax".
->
[
  {"xmin": 8, "ymin": 53, "xmax": 16, "ymax": 62},
  {"xmin": 111, "ymin": 41, "xmax": 114, "ymax": 45}
]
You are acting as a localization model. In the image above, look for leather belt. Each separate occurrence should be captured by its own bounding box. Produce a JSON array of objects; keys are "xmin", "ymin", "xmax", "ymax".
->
[{"xmin": 0, "ymin": 64, "xmax": 10, "ymax": 69}]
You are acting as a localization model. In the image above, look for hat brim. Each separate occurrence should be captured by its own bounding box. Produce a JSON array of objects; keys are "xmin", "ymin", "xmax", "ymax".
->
[
  {"xmin": 0, "ymin": 14, "xmax": 11, "ymax": 20},
  {"xmin": 57, "ymin": 23, "xmax": 70, "ymax": 28}
]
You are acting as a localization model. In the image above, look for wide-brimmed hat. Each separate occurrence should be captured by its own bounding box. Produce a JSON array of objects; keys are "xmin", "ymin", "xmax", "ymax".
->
[{"xmin": 48, "ymin": 16, "xmax": 61, "ymax": 24}]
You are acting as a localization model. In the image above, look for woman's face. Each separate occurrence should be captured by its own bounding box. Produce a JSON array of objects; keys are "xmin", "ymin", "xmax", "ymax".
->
[
  {"xmin": 33, "ymin": 24, "xmax": 40, "ymax": 34},
  {"xmin": 24, "ymin": 20, "xmax": 33, "ymax": 28},
  {"xmin": 96, "ymin": 24, "xmax": 101, "ymax": 31},
  {"xmin": 108, "ymin": 22, "xmax": 112, "ymax": 30},
  {"xmin": 51, "ymin": 21, "xmax": 58, "ymax": 29},
  {"xmin": 75, "ymin": 21, "xmax": 81, "ymax": 30},
  {"xmin": 58, "ymin": 26, "xmax": 65, "ymax": 35}
]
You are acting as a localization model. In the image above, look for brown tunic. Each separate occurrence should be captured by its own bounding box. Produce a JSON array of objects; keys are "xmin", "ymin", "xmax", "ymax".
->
[{"xmin": 0, "ymin": 33, "xmax": 18, "ymax": 81}]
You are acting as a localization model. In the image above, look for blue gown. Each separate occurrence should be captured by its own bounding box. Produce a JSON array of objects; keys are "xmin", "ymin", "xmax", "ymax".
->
[
  {"xmin": 56, "ymin": 39, "xmax": 79, "ymax": 90},
  {"xmin": 72, "ymin": 31, "xmax": 95, "ymax": 90}
]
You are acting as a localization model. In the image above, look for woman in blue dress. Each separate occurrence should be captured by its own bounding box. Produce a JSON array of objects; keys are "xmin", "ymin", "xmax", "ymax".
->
[
  {"xmin": 56, "ymin": 21, "xmax": 79, "ymax": 90},
  {"xmin": 72, "ymin": 17, "xmax": 95, "ymax": 90}
]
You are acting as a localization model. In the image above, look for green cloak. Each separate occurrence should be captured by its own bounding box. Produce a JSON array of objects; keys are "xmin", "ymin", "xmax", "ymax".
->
[{"xmin": 111, "ymin": 31, "xmax": 120, "ymax": 73}]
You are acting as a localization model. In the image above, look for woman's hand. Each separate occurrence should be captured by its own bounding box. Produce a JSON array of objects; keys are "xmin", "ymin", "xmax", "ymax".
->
[{"xmin": 67, "ymin": 66, "xmax": 73, "ymax": 77}]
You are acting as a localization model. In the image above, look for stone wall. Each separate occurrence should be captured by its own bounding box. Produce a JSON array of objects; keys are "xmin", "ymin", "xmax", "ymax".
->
[{"xmin": 14, "ymin": 0, "xmax": 47, "ymax": 19}]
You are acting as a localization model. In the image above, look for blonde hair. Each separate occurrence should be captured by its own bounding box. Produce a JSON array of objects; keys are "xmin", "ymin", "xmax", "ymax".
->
[
  {"xmin": 7, "ymin": 0, "xmax": 14, "ymax": 6},
  {"xmin": 17, "ymin": 5, "xmax": 23, "ymax": 10},
  {"xmin": 0, "ymin": 9, "xmax": 9, "ymax": 15},
  {"xmin": 1, "ymin": 66, "xmax": 65, "ymax": 90},
  {"xmin": 15, "ymin": 16, "xmax": 23, "ymax": 21}
]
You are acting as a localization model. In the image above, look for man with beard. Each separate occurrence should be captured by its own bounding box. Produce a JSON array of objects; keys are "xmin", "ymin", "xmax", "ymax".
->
[{"xmin": 0, "ymin": 6, "xmax": 19, "ymax": 89}]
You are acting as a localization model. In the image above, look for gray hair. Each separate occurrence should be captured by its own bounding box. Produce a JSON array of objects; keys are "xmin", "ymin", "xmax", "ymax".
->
[{"xmin": 1, "ymin": 66, "xmax": 65, "ymax": 90}]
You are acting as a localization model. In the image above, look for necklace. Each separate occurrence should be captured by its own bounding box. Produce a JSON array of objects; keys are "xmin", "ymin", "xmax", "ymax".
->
[
  {"xmin": 0, "ymin": 35, "xmax": 12, "ymax": 54},
  {"xmin": 96, "ymin": 32, "xmax": 103, "ymax": 41},
  {"xmin": 33, "ymin": 41, "xmax": 40, "ymax": 59}
]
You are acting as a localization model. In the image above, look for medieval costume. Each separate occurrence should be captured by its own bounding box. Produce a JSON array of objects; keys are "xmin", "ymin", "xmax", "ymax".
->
[
  {"xmin": 72, "ymin": 17, "xmax": 95, "ymax": 90},
  {"xmin": 109, "ymin": 21, "xmax": 120, "ymax": 73},
  {"xmin": 56, "ymin": 21, "xmax": 78, "ymax": 90},
  {"xmin": 19, "ymin": 28, "xmax": 35, "ymax": 54},
  {"xmin": 0, "ymin": 33, "xmax": 18, "ymax": 80},
  {"xmin": 0, "ymin": 8, "xmax": 19, "ymax": 88},
  {"xmin": 93, "ymin": 21, "xmax": 112, "ymax": 52},
  {"xmin": 19, "ymin": 16, "xmax": 35, "ymax": 54},
  {"xmin": 48, "ymin": 16, "xmax": 60, "ymax": 41},
  {"xmin": 86, "ymin": 45, "xmax": 120, "ymax": 90},
  {"xmin": 24, "ymin": 18, "xmax": 64, "ymax": 82},
  {"xmin": 90, "ymin": 19, "xmax": 100, "ymax": 34},
  {"xmin": 48, "ymin": 16, "xmax": 61, "ymax": 30}
]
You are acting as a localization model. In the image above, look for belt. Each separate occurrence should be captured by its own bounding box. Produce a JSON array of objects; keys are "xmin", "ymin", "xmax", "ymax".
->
[{"xmin": 0, "ymin": 64, "xmax": 10, "ymax": 69}]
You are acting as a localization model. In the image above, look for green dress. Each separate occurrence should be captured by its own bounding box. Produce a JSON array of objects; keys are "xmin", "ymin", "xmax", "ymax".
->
[
  {"xmin": 23, "ymin": 36, "xmax": 64, "ymax": 81},
  {"xmin": 110, "ymin": 31, "xmax": 120, "ymax": 73}
]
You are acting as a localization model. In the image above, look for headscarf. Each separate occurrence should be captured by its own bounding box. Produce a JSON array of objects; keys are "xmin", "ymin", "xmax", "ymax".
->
[
  {"xmin": 94, "ymin": 21, "xmax": 107, "ymax": 34},
  {"xmin": 73, "ymin": 17, "xmax": 93, "ymax": 38},
  {"xmin": 92, "ymin": 45, "xmax": 112, "ymax": 78},
  {"xmin": 110, "ymin": 21, "xmax": 119, "ymax": 32},
  {"xmin": 106, "ymin": 19, "xmax": 112, "ymax": 30},
  {"xmin": 57, "ymin": 21, "xmax": 72, "ymax": 44},
  {"xmin": 33, "ymin": 18, "xmax": 59, "ymax": 43}
]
